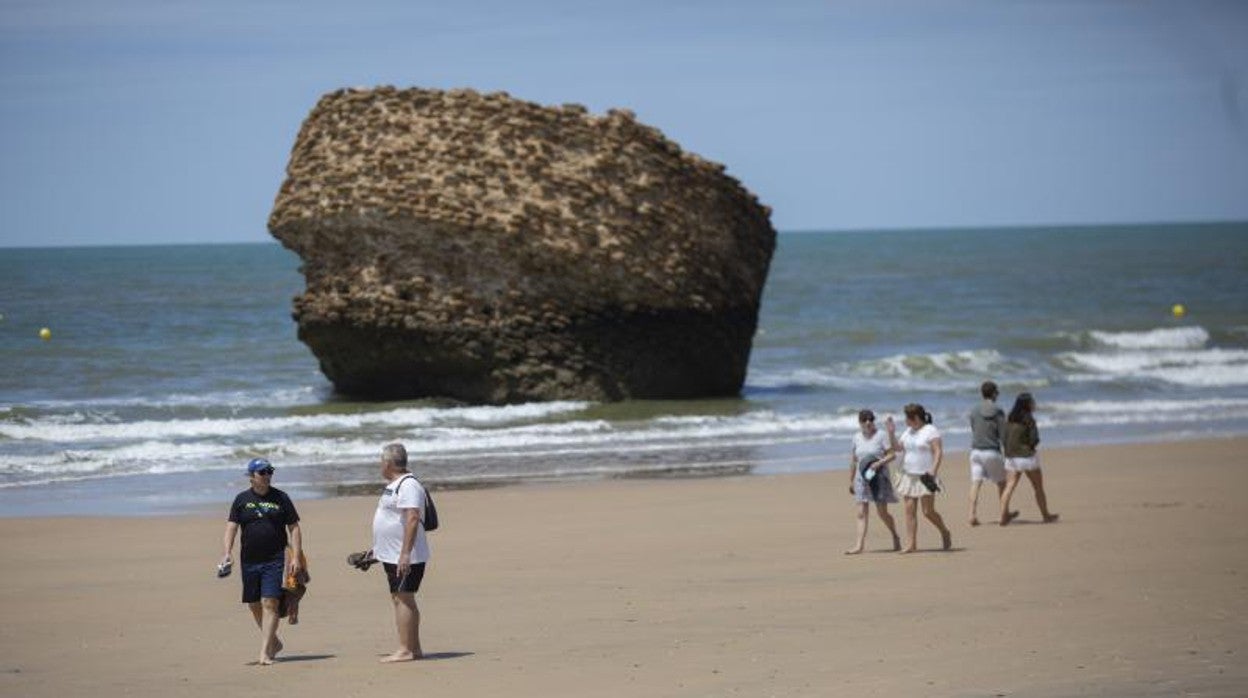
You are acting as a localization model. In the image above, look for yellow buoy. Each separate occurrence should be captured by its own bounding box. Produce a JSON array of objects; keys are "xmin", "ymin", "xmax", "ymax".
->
[
  {"xmin": 1171, "ymin": 303, "xmax": 1186, "ymax": 319},
  {"xmin": 39, "ymin": 327, "xmax": 51, "ymax": 341}
]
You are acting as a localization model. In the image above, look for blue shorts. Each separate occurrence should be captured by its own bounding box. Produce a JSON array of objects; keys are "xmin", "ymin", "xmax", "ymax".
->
[{"xmin": 241, "ymin": 558, "xmax": 285, "ymax": 603}]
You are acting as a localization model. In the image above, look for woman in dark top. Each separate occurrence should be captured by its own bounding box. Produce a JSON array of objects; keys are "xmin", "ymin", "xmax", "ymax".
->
[{"xmin": 999, "ymin": 393, "xmax": 1059, "ymax": 525}]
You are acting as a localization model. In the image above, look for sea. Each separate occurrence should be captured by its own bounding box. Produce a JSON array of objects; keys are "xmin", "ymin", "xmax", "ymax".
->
[{"xmin": 2, "ymin": 222, "xmax": 1246, "ymax": 516}]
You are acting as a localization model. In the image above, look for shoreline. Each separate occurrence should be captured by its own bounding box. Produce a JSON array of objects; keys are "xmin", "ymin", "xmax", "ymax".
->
[
  {"xmin": 3, "ymin": 430, "xmax": 1247, "ymax": 519},
  {"xmin": 2, "ymin": 437, "xmax": 1246, "ymax": 696}
]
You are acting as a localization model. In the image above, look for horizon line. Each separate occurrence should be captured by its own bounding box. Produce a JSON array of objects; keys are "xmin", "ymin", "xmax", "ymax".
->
[{"xmin": 2, "ymin": 218, "xmax": 1245, "ymax": 251}]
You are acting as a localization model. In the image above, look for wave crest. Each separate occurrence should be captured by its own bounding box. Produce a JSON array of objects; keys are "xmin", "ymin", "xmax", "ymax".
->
[
  {"xmin": 748, "ymin": 349, "xmax": 1036, "ymax": 392},
  {"xmin": 1084, "ymin": 326, "xmax": 1209, "ymax": 350}
]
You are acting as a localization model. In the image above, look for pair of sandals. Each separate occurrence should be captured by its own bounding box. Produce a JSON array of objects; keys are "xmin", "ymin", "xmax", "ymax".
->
[{"xmin": 346, "ymin": 549, "xmax": 378, "ymax": 571}]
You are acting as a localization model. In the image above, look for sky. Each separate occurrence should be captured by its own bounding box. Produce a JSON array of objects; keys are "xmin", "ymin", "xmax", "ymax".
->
[{"xmin": 1, "ymin": 0, "xmax": 1246, "ymax": 247}]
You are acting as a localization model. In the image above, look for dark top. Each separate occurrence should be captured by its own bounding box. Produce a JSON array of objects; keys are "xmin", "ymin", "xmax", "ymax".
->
[
  {"xmin": 1004, "ymin": 416, "xmax": 1040, "ymax": 458},
  {"xmin": 228, "ymin": 487, "xmax": 300, "ymax": 564}
]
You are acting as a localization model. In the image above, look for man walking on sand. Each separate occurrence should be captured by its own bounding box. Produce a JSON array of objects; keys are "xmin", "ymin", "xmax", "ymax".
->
[
  {"xmin": 221, "ymin": 458, "xmax": 303, "ymax": 665},
  {"xmin": 968, "ymin": 381, "xmax": 1016, "ymax": 526},
  {"xmin": 371, "ymin": 442, "xmax": 431, "ymax": 663}
]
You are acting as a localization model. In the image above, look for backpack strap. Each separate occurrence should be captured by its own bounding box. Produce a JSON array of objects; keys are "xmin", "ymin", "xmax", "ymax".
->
[{"xmin": 394, "ymin": 474, "xmax": 427, "ymax": 524}]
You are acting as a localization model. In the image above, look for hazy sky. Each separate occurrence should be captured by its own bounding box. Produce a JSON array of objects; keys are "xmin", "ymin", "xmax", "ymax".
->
[{"xmin": 1, "ymin": 0, "xmax": 1246, "ymax": 247}]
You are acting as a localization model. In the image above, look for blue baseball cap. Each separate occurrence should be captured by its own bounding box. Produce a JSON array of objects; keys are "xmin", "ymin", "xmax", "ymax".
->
[{"xmin": 247, "ymin": 458, "xmax": 274, "ymax": 474}]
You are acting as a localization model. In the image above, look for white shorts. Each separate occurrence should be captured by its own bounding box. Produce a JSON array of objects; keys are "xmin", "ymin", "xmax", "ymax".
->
[
  {"xmin": 1005, "ymin": 455, "xmax": 1040, "ymax": 472},
  {"xmin": 969, "ymin": 449, "xmax": 1006, "ymax": 483}
]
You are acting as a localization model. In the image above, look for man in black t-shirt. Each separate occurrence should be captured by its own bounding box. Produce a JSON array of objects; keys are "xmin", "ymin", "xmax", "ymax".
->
[{"xmin": 220, "ymin": 458, "xmax": 303, "ymax": 665}]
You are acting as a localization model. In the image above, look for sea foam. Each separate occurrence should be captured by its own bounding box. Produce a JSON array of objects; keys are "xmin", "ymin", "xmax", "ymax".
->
[
  {"xmin": 1085, "ymin": 326, "xmax": 1210, "ymax": 350},
  {"xmin": 747, "ymin": 348, "xmax": 1039, "ymax": 393},
  {"xmin": 1056, "ymin": 348, "xmax": 1248, "ymax": 387},
  {"xmin": 0, "ymin": 400, "xmax": 593, "ymax": 443},
  {"xmin": 0, "ymin": 407, "xmax": 850, "ymax": 485}
]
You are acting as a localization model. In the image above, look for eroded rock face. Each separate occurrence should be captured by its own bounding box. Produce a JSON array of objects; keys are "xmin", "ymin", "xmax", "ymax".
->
[{"xmin": 268, "ymin": 86, "xmax": 776, "ymax": 404}]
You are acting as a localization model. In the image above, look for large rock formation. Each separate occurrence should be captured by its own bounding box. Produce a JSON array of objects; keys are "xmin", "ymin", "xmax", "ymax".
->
[{"xmin": 268, "ymin": 86, "xmax": 776, "ymax": 404}]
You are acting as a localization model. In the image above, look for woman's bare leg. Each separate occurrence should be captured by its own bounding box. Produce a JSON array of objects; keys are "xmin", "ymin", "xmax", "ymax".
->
[
  {"xmin": 1024, "ymin": 469, "xmax": 1059, "ymax": 522},
  {"xmin": 1000, "ymin": 471, "xmax": 1022, "ymax": 525},
  {"xmin": 900, "ymin": 497, "xmax": 919, "ymax": 553},
  {"xmin": 920, "ymin": 495, "xmax": 952, "ymax": 550},
  {"xmin": 876, "ymin": 502, "xmax": 901, "ymax": 550},
  {"xmin": 845, "ymin": 502, "xmax": 869, "ymax": 554}
]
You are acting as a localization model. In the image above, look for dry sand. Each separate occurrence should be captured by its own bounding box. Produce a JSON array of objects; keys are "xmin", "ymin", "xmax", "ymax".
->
[{"xmin": 1, "ymin": 438, "xmax": 1246, "ymax": 697}]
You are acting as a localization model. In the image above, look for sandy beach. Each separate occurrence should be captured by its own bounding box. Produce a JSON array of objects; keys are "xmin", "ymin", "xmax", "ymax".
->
[{"xmin": 1, "ymin": 438, "xmax": 1246, "ymax": 697}]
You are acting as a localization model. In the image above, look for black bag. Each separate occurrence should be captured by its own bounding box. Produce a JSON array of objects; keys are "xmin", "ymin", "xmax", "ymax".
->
[
  {"xmin": 919, "ymin": 473, "xmax": 941, "ymax": 493},
  {"xmin": 423, "ymin": 489, "xmax": 439, "ymax": 532},
  {"xmin": 398, "ymin": 475, "xmax": 439, "ymax": 532}
]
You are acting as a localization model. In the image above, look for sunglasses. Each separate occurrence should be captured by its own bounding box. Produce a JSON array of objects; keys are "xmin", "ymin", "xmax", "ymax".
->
[{"xmin": 253, "ymin": 468, "xmax": 275, "ymax": 476}]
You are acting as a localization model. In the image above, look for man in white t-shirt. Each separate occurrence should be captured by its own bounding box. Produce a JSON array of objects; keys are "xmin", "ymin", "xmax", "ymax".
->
[{"xmin": 371, "ymin": 442, "xmax": 431, "ymax": 663}]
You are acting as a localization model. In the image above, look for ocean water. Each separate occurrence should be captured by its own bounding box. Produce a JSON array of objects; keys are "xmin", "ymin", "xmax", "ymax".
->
[{"xmin": 2, "ymin": 223, "xmax": 1246, "ymax": 515}]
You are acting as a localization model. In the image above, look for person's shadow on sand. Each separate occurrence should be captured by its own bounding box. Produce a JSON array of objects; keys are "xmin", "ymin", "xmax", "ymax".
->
[
  {"xmin": 870, "ymin": 547, "xmax": 967, "ymax": 553},
  {"xmin": 424, "ymin": 651, "xmax": 473, "ymax": 661},
  {"xmin": 245, "ymin": 654, "xmax": 336, "ymax": 665},
  {"xmin": 1002, "ymin": 517, "xmax": 1061, "ymax": 525},
  {"xmin": 373, "ymin": 651, "xmax": 474, "ymax": 662}
]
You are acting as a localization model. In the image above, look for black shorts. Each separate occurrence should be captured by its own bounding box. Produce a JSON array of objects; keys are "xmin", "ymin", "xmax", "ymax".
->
[{"xmin": 382, "ymin": 561, "xmax": 426, "ymax": 594}]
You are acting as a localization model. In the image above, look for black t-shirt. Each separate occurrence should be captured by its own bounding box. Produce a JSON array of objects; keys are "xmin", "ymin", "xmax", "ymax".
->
[{"xmin": 228, "ymin": 487, "xmax": 300, "ymax": 564}]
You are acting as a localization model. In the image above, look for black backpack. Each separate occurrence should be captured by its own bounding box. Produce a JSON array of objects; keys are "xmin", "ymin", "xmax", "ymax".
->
[{"xmin": 397, "ymin": 474, "xmax": 439, "ymax": 532}]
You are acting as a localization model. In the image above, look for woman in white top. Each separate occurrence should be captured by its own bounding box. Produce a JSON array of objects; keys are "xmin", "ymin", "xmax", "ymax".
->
[
  {"xmin": 845, "ymin": 409, "xmax": 901, "ymax": 554},
  {"xmin": 886, "ymin": 403, "xmax": 953, "ymax": 553}
]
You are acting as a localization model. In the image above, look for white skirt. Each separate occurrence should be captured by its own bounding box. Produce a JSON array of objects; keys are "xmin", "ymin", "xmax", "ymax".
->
[{"xmin": 894, "ymin": 472, "xmax": 941, "ymax": 498}]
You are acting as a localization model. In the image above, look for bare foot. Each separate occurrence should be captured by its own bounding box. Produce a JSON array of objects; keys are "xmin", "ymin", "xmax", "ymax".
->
[
  {"xmin": 258, "ymin": 655, "xmax": 275, "ymax": 666},
  {"xmin": 941, "ymin": 529, "xmax": 952, "ymax": 550},
  {"xmin": 843, "ymin": 547, "xmax": 863, "ymax": 555},
  {"xmin": 969, "ymin": 517, "xmax": 980, "ymax": 526},
  {"xmin": 898, "ymin": 547, "xmax": 917, "ymax": 554},
  {"xmin": 380, "ymin": 651, "xmax": 417, "ymax": 663},
  {"xmin": 1043, "ymin": 513, "xmax": 1060, "ymax": 523},
  {"xmin": 891, "ymin": 534, "xmax": 902, "ymax": 551}
]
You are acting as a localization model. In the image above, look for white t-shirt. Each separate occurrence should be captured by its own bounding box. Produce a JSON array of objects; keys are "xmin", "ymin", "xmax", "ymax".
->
[
  {"xmin": 852, "ymin": 430, "xmax": 889, "ymax": 464},
  {"xmin": 899, "ymin": 424, "xmax": 942, "ymax": 475},
  {"xmin": 372, "ymin": 474, "xmax": 430, "ymax": 564}
]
